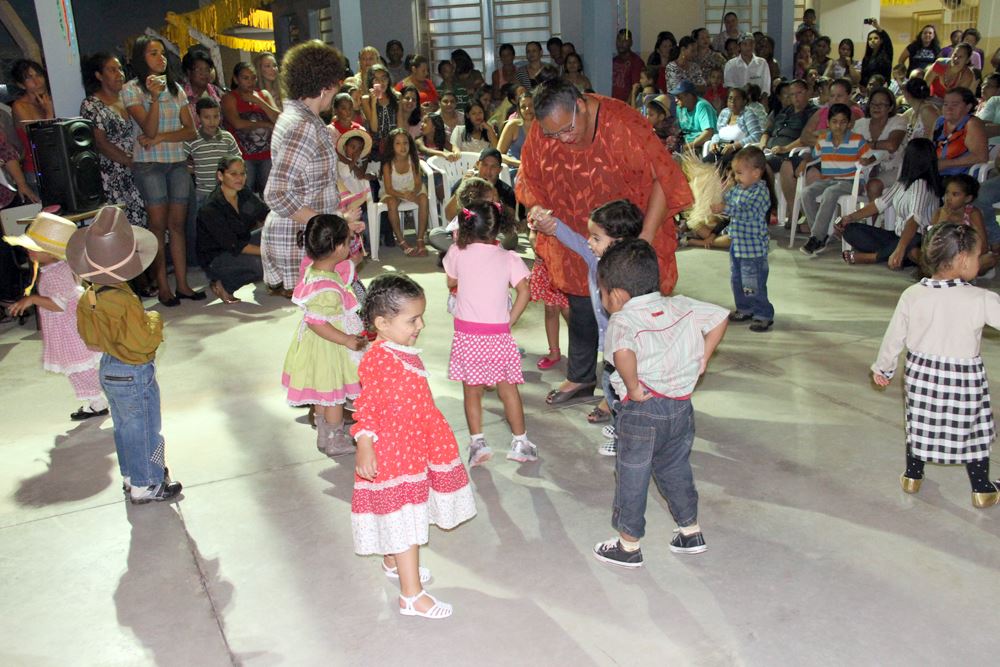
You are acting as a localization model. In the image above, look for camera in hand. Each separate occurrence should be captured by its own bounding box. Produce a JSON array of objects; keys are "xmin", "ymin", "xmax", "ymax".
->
[{"xmin": 863, "ymin": 18, "xmax": 875, "ymax": 25}]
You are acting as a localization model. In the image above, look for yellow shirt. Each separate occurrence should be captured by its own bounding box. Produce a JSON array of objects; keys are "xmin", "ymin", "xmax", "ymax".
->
[{"xmin": 76, "ymin": 283, "xmax": 163, "ymax": 364}]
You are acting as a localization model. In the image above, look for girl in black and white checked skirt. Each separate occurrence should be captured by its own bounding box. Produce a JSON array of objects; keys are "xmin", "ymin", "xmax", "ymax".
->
[{"xmin": 872, "ymin": 223, "xmax": 1000, "ymax": 508}]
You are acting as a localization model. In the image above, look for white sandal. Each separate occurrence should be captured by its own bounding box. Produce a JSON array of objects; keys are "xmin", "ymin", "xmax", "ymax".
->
[
  {"xmin": 381, "ymin": 560, "xmax": 431, "ymax": 584},
  {"xmin": 398, "ymin": 590, "xmax": 452, "ymax": 619}
]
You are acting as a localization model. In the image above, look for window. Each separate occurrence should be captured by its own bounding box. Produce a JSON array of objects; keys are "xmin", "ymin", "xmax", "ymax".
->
[
  {"xmin": 704, "ymin": 0, "xmax": 809, "ymax": 36},
  {"xmin": 418, "ymin": 0, "xmax": 556, "ymax": 77}
]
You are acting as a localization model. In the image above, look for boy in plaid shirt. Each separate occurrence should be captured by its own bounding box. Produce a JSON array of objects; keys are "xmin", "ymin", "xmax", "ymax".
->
[
  {"xmin": 592, "ymin": 239, "xmax": 727, "ymax": 568},
  {"xmin": 712, "ymin": 146, "xmax": 775, "ymax": 332}
]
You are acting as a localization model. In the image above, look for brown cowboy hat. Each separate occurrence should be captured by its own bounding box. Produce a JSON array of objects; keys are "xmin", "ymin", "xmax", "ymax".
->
[{"xmin": 66, "ymin": 207, "xmax": 157, "ymax": 285}]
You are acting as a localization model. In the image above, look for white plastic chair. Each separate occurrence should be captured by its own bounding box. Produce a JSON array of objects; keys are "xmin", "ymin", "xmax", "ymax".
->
[
  {"xmin": 369, "ymin": 160, "xmax": 440, "ymax": 261},
  {"xmin": 774, "ymin": 147, "xmax": 811, "ymax": 235},
  {"xmin": 427, "ymin": 151, "xmax": 511, "ymax": 221}
]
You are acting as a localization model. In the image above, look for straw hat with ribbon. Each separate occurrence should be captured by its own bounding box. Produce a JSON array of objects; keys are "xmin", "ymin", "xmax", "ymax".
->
[
  {"xmin": 66, "ymin": 207, "xmax": 158, "ymax": 285},
  {"xmin": 3, "ymin": 211, "xmax": 79, "ymax": 295},
  {"xmin": 336, "ymin": 128, "xmax": 372, "ymax": 159}
]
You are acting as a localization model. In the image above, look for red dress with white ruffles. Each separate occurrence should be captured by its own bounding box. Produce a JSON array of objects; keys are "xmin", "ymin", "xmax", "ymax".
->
[{"xmin": 351, "ymin": 341, "xmax": 477, "ymax": 555}]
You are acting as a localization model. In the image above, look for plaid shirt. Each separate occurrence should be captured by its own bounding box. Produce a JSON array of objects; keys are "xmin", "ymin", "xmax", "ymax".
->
[
  {"xmin": 723, "ymin": 180, "xmax": 771, "ymax": 258},
  {"xmin": 121, "ymin": 79, "xmax": 189, "ymax": 164},
  {"xmin": 264, "ymin": 99, "xmax": 341, "ymax": 220}
]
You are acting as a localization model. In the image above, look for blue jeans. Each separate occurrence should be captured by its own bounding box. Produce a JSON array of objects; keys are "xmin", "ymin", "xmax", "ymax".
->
[
  {"xmin": 601, "ymin": 361, "xmax": 620, "ymax": 436},
  {"xmin": 100, "ymin": 354, "xmax": 165, "ymax": 488},
  {"xmin": 730, "ymin": 253, "xmax": 774, "ymax": 322},
  {"xmin": 613, "ymin": 397, "xmax": 698, "ymax": 539},
  {"xmin": 974, "ymin": 176, "xmax": 1000, "ymax": 246},
  {"xmin": 132, "ymin": 161, "xmax": 190, "ymax": 206},
  {"xmin": 244, "ymin": 158, "xmax": 271, "ymax": 195}
]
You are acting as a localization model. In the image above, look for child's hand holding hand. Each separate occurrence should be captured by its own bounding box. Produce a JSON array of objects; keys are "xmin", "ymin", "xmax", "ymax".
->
[
  {"xmin": 8, "ymin": 295, "xmax": 34, "ymax": 317},
  {"xmin": 873, "ymin": 371, "xmax": 890, "ymax": 387},
  {"xmin": 355, "ymin": 438, "xmax": 378, "ymax": 480},
  {"xmin": 527, "ymin": 206, "xmax": 556, "ymax": 234},
  {"xmin": 344, "ymin": 334, "xmax": 367, "ymax": 351}
]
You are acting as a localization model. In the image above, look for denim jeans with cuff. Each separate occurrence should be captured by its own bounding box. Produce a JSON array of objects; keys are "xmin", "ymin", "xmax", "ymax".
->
[
  {"xmin": 100, "ymin": 354, "xmax": 166, "ymax": 488},
  {"xmin": 601, "ymin": 360, "xmax": 620, "ymax": 436},
  {"xmin": 730, "ymin": 253, "xmax": 774, "ymax": 322},
  {"xmin": 612, "ymin": 396, "xmax": 698, "ymax": 539}
]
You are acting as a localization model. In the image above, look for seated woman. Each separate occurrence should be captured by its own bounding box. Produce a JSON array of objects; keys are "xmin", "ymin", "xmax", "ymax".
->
[
  {"xmin": 852, "ymin": 86, "xmax": 907, "ymax": 201},
  {"xmin": 497, "ymin": 93, "xmax": 535, "ymax": 181},
  {"xmin": 837, "ymin": 138, "xmax": 942, "ymax": 269},
  {"xmin": 196, "ymin": 156, "xmax": 267, "ymax": 303},
  {"xmin": 704, "ymin": 87, "xmax": 763, "ymax": 164},
  {"xmin": 934, "ymin": 87, "xmax": 989, "ymax": 176},
  {"xmin": 450, "ymin": 101, "xmax": 498, "ymax": 154},
  {"xmin": 925, "ymin": 44, "xmax": 977, "ymax": 101}
]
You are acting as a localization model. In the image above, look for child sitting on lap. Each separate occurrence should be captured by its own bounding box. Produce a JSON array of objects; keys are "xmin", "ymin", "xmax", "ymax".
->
[{"xmin": 592, "ymin": 240, "xmax": 728, "ymax": 568}]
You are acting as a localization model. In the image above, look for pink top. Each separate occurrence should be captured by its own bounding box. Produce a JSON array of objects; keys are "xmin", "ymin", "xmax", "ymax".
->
[
  {"xmin": 37, "ymin": 261, "xmax": 100, "ymax": 375},
  {"xmin": 442, "ymin": 242, "xmax": 529, "ymax": 324}
]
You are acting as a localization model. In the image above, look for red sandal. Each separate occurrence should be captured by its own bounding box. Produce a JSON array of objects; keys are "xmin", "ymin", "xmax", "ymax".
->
[{"xmin": 536, "ymin": 348, "xmax": 561, "ymax": 370}]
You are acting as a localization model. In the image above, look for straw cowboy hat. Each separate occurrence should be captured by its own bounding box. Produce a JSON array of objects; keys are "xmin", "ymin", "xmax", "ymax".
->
[
  {"xmin": 3, "ymin": 211, "xmax": 77, "ymax": 260},
  {"xmin": 66, "ymin": 207, "xmax": 157, "ymax": 285},
  {"xmin": 336, "ymin": 128, "xmax": 373, "ymax": 159}
]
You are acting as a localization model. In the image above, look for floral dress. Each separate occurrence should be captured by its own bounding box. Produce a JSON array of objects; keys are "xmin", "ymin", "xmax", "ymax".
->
[
  {"xmin": 351, "ymin": 340, "xmax": 477, "ymax": 555},
  {"xmin": 80, "ymin": 96, "xmax": 147, "ymax": 228},
  {"xmin": 281, "ymin": 264, "xmax": 363, "ymax": 406}
]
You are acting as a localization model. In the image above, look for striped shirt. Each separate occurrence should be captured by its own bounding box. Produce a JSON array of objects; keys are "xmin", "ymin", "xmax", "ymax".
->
[
  {"xmin": 121, "ymin": 79, "xmax": 190, "ymax": 164},
  {"xmin": 813, "ymin": 130, "xmax": 870, "ymax": 179},
  {"xmin": 875, "ymin": 179, "xmax": 940, "ymax": 236},
  {"xmin": 605, "ymin": 292, "xmax": 728, "ymax": 399},
  {"xmin": 185, "ymin": 129, "xmax": 240, "ymax": 194},
  {"xmin": 723, "ymin": 180, "xmax": 771, "ymax": 258}
]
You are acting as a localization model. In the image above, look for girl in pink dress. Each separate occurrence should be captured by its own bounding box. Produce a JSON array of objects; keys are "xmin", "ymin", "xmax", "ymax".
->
[
  {"xmin": 443, "ymin": 201, "xmax": 533, "ymax": 466},
  {"xmin": 5, "ymin": 213, "xmax": 107, "ymax": 420},
  {"xmin": 352, "ymin": 274, "xmax": 476, "ymax": 619}
]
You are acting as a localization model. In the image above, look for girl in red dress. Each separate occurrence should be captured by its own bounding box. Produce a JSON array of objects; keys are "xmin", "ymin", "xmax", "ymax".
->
[{"xmin": 352, "ymin": 274, "xmax": 477, "ymax": 619}]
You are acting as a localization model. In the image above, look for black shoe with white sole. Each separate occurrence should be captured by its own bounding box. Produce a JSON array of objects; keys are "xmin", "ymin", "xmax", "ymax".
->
[
  {"xmin": 70, "ymin": 406, "xmax": 109, "ymax": 421},
  {"xmin": 669, "ymin": 531, "xmax": 708, "ymax": 554},
  {"xmin": 593, "ymin": 538, "xmax": 643, "ymax": 568},
  {"xmin": 129, "ymin": 479, "xmax": 182, "ymax": 505}
]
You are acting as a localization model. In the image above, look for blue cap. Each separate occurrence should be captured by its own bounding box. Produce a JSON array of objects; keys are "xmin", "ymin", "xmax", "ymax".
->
[{"xmin": 669, "ymin": 80, "xmax": 697, "ymax": 96}]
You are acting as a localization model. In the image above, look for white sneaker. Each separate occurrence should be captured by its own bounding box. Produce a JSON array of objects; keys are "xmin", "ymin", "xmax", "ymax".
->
[
  {"xmin": 468, "ymin": 437, "xmax": 493, "ymax": 467},
  {"xmin": 598, "ymin": 440, "xmax": 617, "ymax": 457},
  {"xmin": 601, "ymin": 424, "xmax": 616, "ymax": 440},
  {"xmin": 506, "ymin": 437, "xmax": 538, "ymax": 462}
]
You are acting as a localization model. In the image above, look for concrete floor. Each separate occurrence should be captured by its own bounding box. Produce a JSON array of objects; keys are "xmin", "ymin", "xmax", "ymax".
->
[{"xmin": 2, "ymin": 228, "xmax": 999, "ymax": 666}]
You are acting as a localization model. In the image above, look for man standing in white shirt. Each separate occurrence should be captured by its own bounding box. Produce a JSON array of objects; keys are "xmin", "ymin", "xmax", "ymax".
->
[{"xmin": 724, "ymin": 34, "xmax": 771, "ymax": 96}]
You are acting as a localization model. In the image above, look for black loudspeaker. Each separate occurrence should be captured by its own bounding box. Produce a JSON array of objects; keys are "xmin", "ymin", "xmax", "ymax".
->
[{"xmin": 28, "ymin": 118, "xmax": 104, "ymax": 213}]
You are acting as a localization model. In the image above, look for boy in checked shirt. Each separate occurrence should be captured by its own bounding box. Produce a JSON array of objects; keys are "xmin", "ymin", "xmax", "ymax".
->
[{"xmin": 591, "ymin": 240, "xmax": 728, "ymax": 568}]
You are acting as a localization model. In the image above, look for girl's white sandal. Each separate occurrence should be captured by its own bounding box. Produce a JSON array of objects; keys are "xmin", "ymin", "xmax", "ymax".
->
[
  {"xmin": 381, "ymin": 561, "xmax": 431, "ymax": 584},
  {"xmin": 399, "ymin": 590, "xmax": 452, "ymax": 619}
]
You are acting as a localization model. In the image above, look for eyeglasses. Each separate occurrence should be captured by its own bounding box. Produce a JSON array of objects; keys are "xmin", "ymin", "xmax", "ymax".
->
[{"xmin": 542, "ymin": 102, "xmax": 578, "ymax": 139}]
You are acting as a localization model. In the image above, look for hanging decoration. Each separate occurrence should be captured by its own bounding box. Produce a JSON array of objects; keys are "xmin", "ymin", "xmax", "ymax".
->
[
  {"xmin": 880, "ymin": 0, "xmax": 916, "ymax": 5},
  {"xmin": 161, "ymin": 0, "xmax": 274, "ymax": 54}
]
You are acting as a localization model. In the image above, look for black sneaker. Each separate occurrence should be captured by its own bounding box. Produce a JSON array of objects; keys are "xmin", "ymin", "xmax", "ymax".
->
[
  {"xmin": 749, "ymin": 319, "xmax": 774, "ymax": 332},
  {"xmin": 799, "ymin": 236, "xmax": 821, "ymax": 255},
  {"xmin": 728, "ymin": 311, "xmax": 753, "ymax": 323},
  {"xmin": 670, "ymin": 531, "xmax": 708, "ymax": 554},
  {"xmin": 129, "ymin": 479, "xmax": 182, "ymax": 505},
  {"xmin": 593, "ymin": 538, "xmax": 643, "ymax": 568},
  {"xmin": 812, "ymin": 236, "xmax": 831, "ymax": 256}
]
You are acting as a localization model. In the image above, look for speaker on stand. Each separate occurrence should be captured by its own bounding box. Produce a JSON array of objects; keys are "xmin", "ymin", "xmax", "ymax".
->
[{"xmin": 27, "ymin": 118, "xmax": 105, "ymax": 214}]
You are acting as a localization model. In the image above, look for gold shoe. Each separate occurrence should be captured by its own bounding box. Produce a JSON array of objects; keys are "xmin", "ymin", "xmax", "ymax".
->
[
  {"xmin": 900, "ymin": 474, "xmax": 922, "ymax": 494},
  {"xmin": 972, "ymin": 482, "xmax": 1000, "ymax": 509}
]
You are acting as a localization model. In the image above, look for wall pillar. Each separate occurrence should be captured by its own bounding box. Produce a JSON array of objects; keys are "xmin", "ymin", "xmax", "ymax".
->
[
  {"xmin": 33, "ymin": 0, "xmax": 85, "ymax": 118},
  {"xmin": 767, "ymin": 0, "xmax": 793, "ymax": 79}
]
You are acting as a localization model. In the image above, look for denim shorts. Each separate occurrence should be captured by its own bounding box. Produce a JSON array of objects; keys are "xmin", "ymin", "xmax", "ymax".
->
[{"xmin": 132, "ymin": 161, "xmax": 191, "ymax": 206}]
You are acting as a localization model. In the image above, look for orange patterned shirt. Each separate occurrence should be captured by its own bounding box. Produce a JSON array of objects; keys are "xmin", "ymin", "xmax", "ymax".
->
[{"xmin": 516, "ymin": 95, "xmax": 693, "ymax": 296}]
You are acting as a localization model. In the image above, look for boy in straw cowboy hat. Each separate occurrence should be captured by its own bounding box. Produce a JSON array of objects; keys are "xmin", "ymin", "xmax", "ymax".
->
[
  {"xmin": 67, "ymin": 207, "xmax": 182, "ymax": 504},
  {"xmin": 5, "ymin": 212, "xmax": 110, "ymax": 420}
]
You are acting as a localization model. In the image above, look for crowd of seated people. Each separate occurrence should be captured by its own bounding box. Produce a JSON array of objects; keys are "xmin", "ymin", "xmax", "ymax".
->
[{"xmin": 2, "ymin": 13, "xmax": 1000, "ymax": 310}]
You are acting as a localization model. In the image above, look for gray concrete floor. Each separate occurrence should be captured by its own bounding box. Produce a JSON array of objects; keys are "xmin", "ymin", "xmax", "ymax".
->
[{"xmin": 2, "ymin": 228, "xmax": 999, "ymax": 666}]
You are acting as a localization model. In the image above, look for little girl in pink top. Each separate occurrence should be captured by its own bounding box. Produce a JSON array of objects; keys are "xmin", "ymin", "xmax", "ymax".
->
[{"xmin": 443, "ymin": 201, "xmax": 534, "ymax": 466}]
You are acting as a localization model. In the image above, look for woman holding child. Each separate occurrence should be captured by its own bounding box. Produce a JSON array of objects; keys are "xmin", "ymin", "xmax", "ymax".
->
[{"xmin": 517, "ymin": 74, "xmax": 692, "ymax": 405}]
